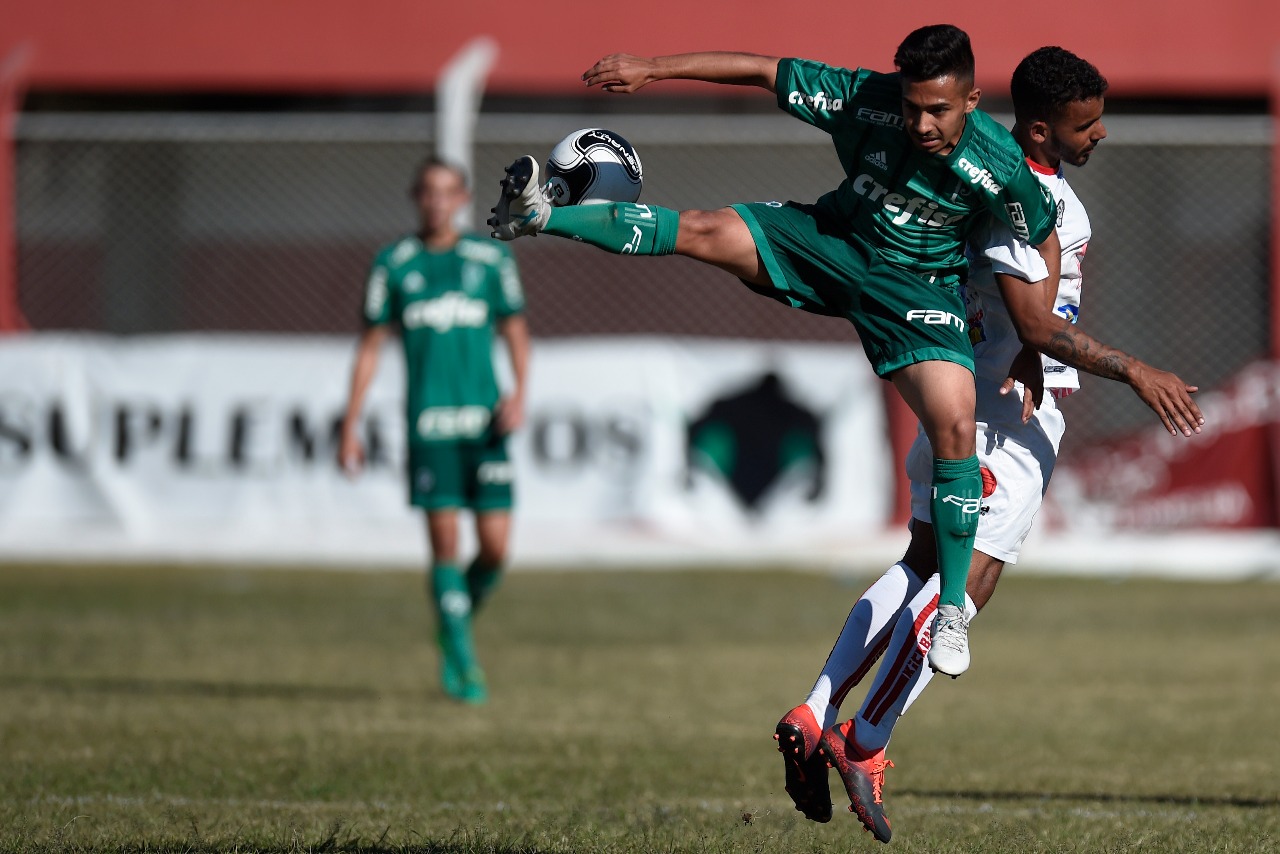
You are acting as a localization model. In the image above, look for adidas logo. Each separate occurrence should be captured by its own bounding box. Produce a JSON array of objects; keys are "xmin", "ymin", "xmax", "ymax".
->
[{"xmin": 865, "ymin": 150, "xmax": 888, "ymax": 170}]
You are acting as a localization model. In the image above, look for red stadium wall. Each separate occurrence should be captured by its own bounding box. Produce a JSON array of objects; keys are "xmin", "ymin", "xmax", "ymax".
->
[
  {"xmin": 4, "ymin": 0, "xmax": 1279, "ymax": 98},
  {"xmin": 0, "ymin": 47, "xmax": 30, "ymax": 333}
]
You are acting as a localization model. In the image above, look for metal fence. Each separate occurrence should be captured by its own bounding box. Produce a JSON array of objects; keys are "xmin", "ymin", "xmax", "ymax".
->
[{"xmin": 14, "ymin": 110, "xmax": 1273, "ymax": 448}]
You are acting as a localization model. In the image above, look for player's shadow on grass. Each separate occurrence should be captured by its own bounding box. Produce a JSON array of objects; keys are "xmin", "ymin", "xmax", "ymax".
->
[
  {"xmin": 0, "ymin": 674, "xmax": 376, "ymax": 702},
  {"xmin": 904, "ymin": 787, "xmax": 1280, "ymax": 809}
]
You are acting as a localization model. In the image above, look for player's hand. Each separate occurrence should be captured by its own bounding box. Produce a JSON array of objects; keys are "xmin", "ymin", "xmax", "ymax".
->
[
  {"xmin": 1000, "ymin": 345, "xmax": 1045, "ymax": 423},
  {"xmin": 582, "ymin": 54, "xmax": 658, "ymax": 94},
  {"xmin": 1128, "ymin": 363, "xmax": 1204, "ymax": 437},
  {"xmin": 494, "ymin": 394, "xmax": 525, "ymax": 435},
  {"xmin": 338, "ymin": 424, "xmax": 364, "ymax": 478}
]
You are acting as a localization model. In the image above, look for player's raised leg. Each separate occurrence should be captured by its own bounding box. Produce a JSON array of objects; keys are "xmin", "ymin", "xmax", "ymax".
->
[
  {"xmin": 488, "ymin": 155, "xmax": 766, "ymax": 283},
  {"xmin": 890, "ymin": 360, "xmax": 980, "ymax": 677}
]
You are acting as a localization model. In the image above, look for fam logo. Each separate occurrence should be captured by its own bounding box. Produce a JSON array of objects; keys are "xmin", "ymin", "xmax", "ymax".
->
[
  {"xmin": 685, "ymin": 372, "xmax": 826, "ymax": 515},
  {"xmin": 906, "ymin": 308, "xmax": 965, "ymax": 331},
  {"xmin": 855, "ymin": 107, "xmax": 903, "ymax": 129}
]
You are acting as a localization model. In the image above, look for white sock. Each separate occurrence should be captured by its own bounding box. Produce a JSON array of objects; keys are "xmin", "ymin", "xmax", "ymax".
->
[
  {"xmin": 853, "ymin": 578, "xmax": 979, "ymax": 751},
  {"xmin": 804, "ymin": 561, "xmax": 925, "ymax": 730}
]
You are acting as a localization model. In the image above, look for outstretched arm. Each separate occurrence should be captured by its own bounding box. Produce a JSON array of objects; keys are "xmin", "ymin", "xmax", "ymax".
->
[
  {"xmin": 996, "ymin": 271, "xmax": 1204, "ymax": 437},
  {"xmin": 1002, "ymin": 229, "xmax": 1064, "ymax": 415},
  {"xmin": 339, "ymin": 325, "xmax": 391, "ymax": 475},
  {"xmin": 582, "ymin": 52, "xmax": 780, "ymax": 95},
  {"xmin": 494, "ymin": 315, "xmax": 530, "ymax": 434}
]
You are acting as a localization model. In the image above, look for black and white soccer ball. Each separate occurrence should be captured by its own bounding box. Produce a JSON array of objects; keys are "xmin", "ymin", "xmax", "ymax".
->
[{"xmin": 544, "ymin": 128, "xmax": 643, "ymax": 206}]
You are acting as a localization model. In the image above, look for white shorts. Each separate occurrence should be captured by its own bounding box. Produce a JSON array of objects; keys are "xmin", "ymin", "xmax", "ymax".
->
[{"xmin": 907, "ymin": 376, "xmax": 1067, "ymax": 564}]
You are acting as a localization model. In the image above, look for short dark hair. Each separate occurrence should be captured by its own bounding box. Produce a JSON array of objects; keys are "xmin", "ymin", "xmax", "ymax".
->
[
  {"xmin": 410, "ymin": 156, "xmax": 469, "ymax": 194},
  {"xmin": 1010, "ymin": 47, "xmax": 1109, "ymax": 123},
  {"xmin": 894, "ymin": 25, "xmax": 975, "ymax": 85}
]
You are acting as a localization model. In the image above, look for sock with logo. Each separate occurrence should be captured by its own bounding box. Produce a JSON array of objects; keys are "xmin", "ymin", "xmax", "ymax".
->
[
  {"xmin": 853, "ymin": 577, "xmax": 978, "ymax": 751},
  {"xmin": 466, "ymin": 556, "xmax": 504, "ymax": 615},
  {"xmin": 929, "ymin": 455, "xmax": 981, "ymax": 609},
  {"xmin": 430, "ymin": 562, "xmax": 478, "ymax": 685},
  {"xmin": 544, "ymin": 203, "xmax": 680, "ymax": 255},
  {"xmin": 802, "ymin": 561, "xmax": 925, "ymax": 731}
]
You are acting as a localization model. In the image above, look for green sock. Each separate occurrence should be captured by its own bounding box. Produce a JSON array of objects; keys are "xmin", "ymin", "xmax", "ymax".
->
[
  {"xmin": 466, "ymin": 558, "xmax": 504, "ymax": 615},
  {"xmin": 544, "ymin": 203, "xmax": 680, "ymax": 255},
  {"xmin": 929, "ymin": 456, "xmax": 981, "ymax": 609},
  {"xmin": 430, "ymin": 562, "xmax": 476, "ymax": 669}
]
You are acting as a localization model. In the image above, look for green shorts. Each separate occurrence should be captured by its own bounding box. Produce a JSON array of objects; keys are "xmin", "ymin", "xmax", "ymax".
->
[
  {"xmin": 407, "ymin": 432, "xmax": 514, "ymax": 512},
  {"xmin": 732, "ymin": 201, "xmax": 974, "ymax": 378}
]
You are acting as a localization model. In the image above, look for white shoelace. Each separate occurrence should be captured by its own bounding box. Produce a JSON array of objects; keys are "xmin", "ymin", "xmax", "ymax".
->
[{"xmin": 933, "ymin": 607, "xmax": 969, "ymax": 652}]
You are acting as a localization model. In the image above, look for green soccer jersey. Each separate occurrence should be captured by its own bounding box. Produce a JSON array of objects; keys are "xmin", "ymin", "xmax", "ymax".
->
[
  {"xmin": 776, "ymin": 57, "xmax": 1056, "ymax": 276},
  {"xmin": 362, "ymin": 233, "xmax": 524, "ymax": 442}
]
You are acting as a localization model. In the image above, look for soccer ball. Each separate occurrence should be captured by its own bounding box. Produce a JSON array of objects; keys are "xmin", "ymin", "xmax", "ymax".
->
[{"xmin": 544, "ymin": 128, "xmax": 643, "ymax": 206}]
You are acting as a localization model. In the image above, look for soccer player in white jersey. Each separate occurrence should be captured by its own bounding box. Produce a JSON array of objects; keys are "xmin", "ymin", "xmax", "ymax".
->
[{"xmin": 772, "ymin": 47, "xmax": 1206, "ymax": 843}]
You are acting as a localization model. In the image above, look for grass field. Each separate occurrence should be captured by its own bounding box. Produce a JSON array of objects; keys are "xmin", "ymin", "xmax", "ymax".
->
[{"xmin": 1, "ymin": 563, "xmax": 1278, "ymax": 853}]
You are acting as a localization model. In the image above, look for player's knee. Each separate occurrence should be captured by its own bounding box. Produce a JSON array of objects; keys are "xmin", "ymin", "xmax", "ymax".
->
[
  {"xmin": 428, "ymin": 527, "xmax": 460, "ymax": 560},
  {"xmin": 477, "ymin": 544, "xmax": 508, "ymax": 566},
  {"xmin": 930, "ymin": 417, "xmax": 976, "ymax": 459},
  {"xmin": 676, "ymin": 209, "xmax": 728, "ymax": 249}
]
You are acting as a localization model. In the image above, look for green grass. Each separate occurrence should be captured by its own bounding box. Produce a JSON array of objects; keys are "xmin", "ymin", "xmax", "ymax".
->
[{"xmin": 1, "ymin": 563, "xmax": 1278, "ymax": 853}]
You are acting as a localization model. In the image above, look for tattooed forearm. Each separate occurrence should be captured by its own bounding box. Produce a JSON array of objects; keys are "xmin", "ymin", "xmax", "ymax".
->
[
  {"xmin": 1041, "ymin": 327, "xmax": 1134, "ymax": 382},
  {"xmin": 1095, "ymin": 354, "xmax": 1131, "ymax": 381}
]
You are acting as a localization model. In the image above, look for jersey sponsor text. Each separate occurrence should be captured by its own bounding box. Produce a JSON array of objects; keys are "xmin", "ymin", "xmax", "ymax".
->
[
  {"xmin": 854, "ymin": 107, "xmax": 903, "ymax": 129},
  {"xmin": 955, "ymin": 157, "xmax": 1004, "ymax": 195},
  {"xmin": 852, "ymin": 174, "xmax": 964, "ymax": 228},
  {"xmin": 416, "ymin": 406, "xmax": 492, "ymax": 440},
  {"xmin": 1004, "ymin": 201, "xmax": 1029, "ymax": 240},
  {"xmin": 477, "ymin": 460, "xmax": 514, "ymax": 485},
  {"xmin": 364, "ymin": 267, "xmax": 388, "ymax": 318},
  {"xmin": 906, "ymin": 308, "xmax": 965, "ymax": 330},
  {"xmin": 402, "ymin": 293, "xmax": 489, "ymax": 332},
  {"xmin": 787, "ymin": 90, "xmax": 844, "ymax": 112}
]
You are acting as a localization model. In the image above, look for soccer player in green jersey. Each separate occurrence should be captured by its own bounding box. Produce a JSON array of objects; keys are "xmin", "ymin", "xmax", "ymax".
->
[
  {"xmin": 773, "ymin": 48, "xmax": 1204, "ymax": 842},
  {"xmin": 341, "ymin": 157, "xmax": 530, "ymax": 705},
  {"xmin": 489, "ymin": 25, "xmax": 1059, "ymax": 682}
]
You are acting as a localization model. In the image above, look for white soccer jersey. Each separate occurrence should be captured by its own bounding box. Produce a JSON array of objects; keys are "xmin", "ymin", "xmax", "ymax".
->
[{"xmin": 963, "ymin": 159, "xmax": 1091, "ymax": 393}]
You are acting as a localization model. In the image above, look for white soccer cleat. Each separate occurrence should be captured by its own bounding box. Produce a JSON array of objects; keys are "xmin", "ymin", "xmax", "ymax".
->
[
  {"xmin": 927, "ymin": 604, "xmax": 970, "ymax": 678},
  {"xmin": 487, "ymin": 155, "xmax": 551, "ymax": 240}
]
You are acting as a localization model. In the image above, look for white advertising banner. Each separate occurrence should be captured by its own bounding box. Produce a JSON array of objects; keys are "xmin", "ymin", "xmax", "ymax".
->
[{"xmin": 0, "ymin": 334, "xmax": 893, "ymax": 567}]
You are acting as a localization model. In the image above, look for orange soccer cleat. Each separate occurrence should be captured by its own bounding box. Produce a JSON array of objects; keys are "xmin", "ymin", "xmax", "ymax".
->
[
  {"xmin": 817, "ymin": 718, "xmax": 894, "ymax": 843},
  {"xmin": 773, "ymin": 704, "xmax": 833, "ymax": 823}
]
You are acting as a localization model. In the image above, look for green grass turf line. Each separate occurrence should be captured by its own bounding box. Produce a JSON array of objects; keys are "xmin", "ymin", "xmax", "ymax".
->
[{"xmin": 0, "ymin": 564, "xmax": 1277, "ymax": 852}]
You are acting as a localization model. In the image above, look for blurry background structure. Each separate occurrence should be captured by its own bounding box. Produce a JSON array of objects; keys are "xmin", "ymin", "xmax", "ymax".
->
[
  {"xmin": 2, "ymin": 1, "xmax": 1279, "ymax": 570},
  {"xmin": 13, "ymin": 111, "xmax": 1272, "ymax": 448}
]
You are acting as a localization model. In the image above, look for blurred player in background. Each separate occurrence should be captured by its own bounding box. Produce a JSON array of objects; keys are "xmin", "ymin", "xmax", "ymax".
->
[
  {"xmin": 490, "ymin": 24, "xmax": 1063, "ymax": 682},
  {"xmin": 340, "ymin": 157, "xmax": 529, "ymax": 705},
  {"xmin": 774, "ymin": 47, "xmax": 1204, "ymax": 842}
]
